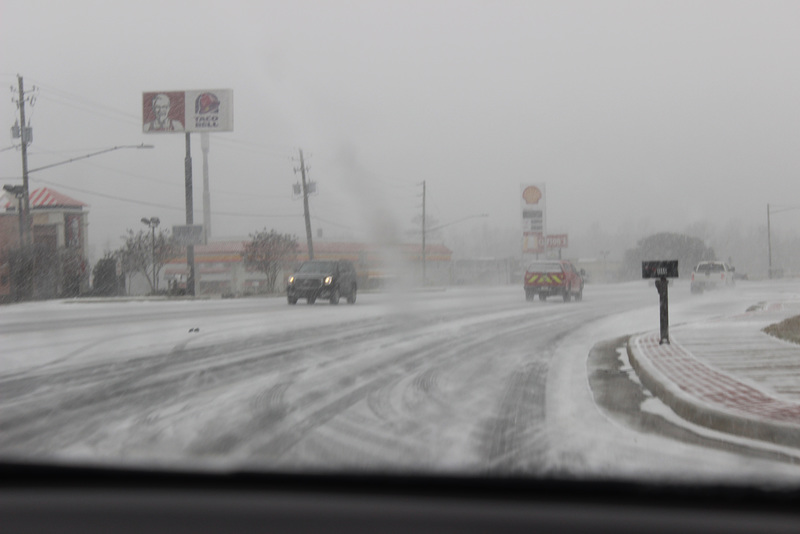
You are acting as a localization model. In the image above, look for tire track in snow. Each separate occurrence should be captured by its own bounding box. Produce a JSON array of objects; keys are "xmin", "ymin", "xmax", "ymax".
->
[
  {"xmin": 0, "ymin": 318, "xmax": 396, "ymax": 453},
  {"xmin": 479, "ymin": 361, "xmax": 549, "ymax": 472},
  {"xmin": 269, "ymin": 311, "xmax": 579, "ymax": 469},
  {"xmin": 0, "ymin": 291, "xmax": 607, "ymax": 468}
]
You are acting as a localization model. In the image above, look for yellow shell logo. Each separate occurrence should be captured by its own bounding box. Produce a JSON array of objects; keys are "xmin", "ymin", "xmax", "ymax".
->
[{"xmin": 522, "ymin": 186, "xmax": 542, "ymax": 204}]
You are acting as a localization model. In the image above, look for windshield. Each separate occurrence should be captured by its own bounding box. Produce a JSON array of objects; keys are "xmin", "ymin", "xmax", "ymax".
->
[
  {"xmin": 526, "ymin": 262, "xmax": 563, "ymax": 273},
  {"xmin": 297, "ymin": 261, "xmax": 336, "ymax": 274},
  {"xmin": 2, "ymin": 0, "xmax": 800, "ymax": 489},
  {"xmin": 696, "ymin": 263, "xmax": 725, "ymax": 273}
]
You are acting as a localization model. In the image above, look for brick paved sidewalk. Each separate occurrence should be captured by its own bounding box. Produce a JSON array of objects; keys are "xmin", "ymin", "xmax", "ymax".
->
[{"xmin": 627, "ymin": 307, "xmax": 800, "ymax": 448}]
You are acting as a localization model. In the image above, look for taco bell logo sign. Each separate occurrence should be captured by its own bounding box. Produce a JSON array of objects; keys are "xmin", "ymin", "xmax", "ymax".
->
[
  {"xmin": 186, "ymin": 89, "xmax": 233, "ymax": 132},
  {"xmin": 193, "ymin": 92, "xmax": 222, "ymax": 129},
  {"xmin": 196, "ymin": 93, "xmax": 220, "ymax": 114},
  {"xmin": 142, "ymin": 89, "xmax": 233, "ymax": 133}
]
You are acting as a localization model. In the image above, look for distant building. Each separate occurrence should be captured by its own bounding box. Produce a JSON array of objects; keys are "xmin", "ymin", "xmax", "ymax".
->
[
  {"xmin": 451, "ymin": 257, "xmax": 519, "ymax": 286},
  {"xmin": 163, "ymin": 241, "xmax": 251, "ymax": 296},
  {"xmin": 163, "ymin": 240, "xmax": 453, "ymax": 296},
  {"xmin": 0, "ymin": 188, "xmax": 90, "ymax": 300}
]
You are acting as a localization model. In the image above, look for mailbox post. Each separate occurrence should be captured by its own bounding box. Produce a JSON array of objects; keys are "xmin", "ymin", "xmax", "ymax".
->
[
  {"xmin": 655, "ymin": 277, "xmax": 669, "ymax": 344},
  {"xmin": 642, "ymin": 261, "xmax": 679, "ymax": 345}
]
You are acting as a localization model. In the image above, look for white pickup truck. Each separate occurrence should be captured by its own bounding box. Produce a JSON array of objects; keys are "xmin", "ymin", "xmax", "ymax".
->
[{"xmin": 690, "ymin": 261, "xmax": 735, "ymax": 294}]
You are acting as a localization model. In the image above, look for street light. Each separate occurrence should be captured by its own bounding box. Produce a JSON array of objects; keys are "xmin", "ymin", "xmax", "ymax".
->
[{"xmin": 141, "ymin": 217, "xmax": 160, "ymax": 292}]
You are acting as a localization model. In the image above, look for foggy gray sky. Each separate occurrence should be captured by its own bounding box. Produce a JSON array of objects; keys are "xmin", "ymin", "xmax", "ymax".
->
[{"xmin": 2, "ymin": 0, "xmax": 800, "ymax": 260}]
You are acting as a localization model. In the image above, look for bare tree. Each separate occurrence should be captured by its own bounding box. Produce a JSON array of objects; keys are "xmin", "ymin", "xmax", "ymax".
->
[
  {"xmin": 621, "ymin": 232, "xmax": 716, "ymax": 280},
  {"xmin": 244, "ymin": 229, "xmax": 299, "ymax": 293},
  {"xmin": 115, "ymin": 228, "xmax": 180, "ymax": 294}
]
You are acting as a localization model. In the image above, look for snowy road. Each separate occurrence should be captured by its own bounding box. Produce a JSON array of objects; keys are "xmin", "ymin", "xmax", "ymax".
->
[{"xmin": 2, "ymin": 281, "xmax": 800, "ymax": 480}]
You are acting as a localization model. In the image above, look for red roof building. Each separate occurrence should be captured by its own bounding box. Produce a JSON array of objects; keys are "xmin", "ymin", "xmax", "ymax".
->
[
  {"xmin": 0, "ymin": 187, "xmax": 89, "ymax": 300},
  {"xmin": 3, "ymin": 187, "xmax": 88, "ymax": 210}
]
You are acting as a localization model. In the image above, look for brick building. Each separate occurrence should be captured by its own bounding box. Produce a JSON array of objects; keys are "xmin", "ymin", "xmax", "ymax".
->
[{"xmin": 0, "ymin": 188, "xmax": 90, "ymax": 300}]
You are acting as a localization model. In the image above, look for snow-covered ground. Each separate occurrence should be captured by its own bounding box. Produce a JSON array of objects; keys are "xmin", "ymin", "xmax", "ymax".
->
[{"xmin": 2, "ymin": 280, "xmax": 800, "ymax": 484}]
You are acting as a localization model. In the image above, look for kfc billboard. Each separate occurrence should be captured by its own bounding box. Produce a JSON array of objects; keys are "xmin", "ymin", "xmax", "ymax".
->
[{"xmin": 142, "ymin": 89, "xmax": 233, "ymax": 133}]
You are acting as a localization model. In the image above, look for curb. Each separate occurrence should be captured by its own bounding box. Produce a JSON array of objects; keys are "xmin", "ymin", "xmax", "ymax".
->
[
  {"xmin": 61, "ymin": 296, "xmax": 213, "ymax": 304},
  {"xmin": 627, "ymin": 334, "xmax": 800, "ymax": 449}
]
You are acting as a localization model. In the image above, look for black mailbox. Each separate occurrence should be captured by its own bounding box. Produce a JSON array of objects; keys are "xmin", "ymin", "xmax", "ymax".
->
[
  {"xmin": 642, "ymin": 260, "xmax": 679, "ymax": 279},
  {"xmin": 642, "ymin": 261, "xmax": 677, "ymax": 345}
]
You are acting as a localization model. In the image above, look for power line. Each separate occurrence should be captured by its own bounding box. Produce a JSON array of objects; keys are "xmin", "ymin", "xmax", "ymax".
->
[
  {"xmin": 26, "ymin": 177, "xmax": 303, "ymax": 219},
  {"xmin": 19, "ymin": 146, "xmax": 298, "ymax": 200},
  {"xmin": 311, "ymin": 215, "xmax": 352, "ymax": 230},
  {"xmin": 213, "ymin": 136, "xmax": 296, "ymax": 160},
  {"xmin": 36, "ymin": 93, "xmax": 139, "ymax": 125},
  {"xmin": 28, "ymin": 177, "xmax": 183, "ymax": 211},
  {"xmin": 31, "ymin": 80, "xmax": 140, "ymax": 123},
  {"xmin": 214, "ymin": 210, "xmax": 301, "ymax": 219}
]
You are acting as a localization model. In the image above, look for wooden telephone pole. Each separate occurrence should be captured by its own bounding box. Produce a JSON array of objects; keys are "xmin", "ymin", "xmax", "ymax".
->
[{"xmin": 297, "ymin": 149, "xmax": 314, "ymax": 260}]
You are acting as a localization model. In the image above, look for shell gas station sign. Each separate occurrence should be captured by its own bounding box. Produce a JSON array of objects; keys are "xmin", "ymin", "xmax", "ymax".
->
[
  {"xmin": 521, "ymin": 183, "xmax": 567, "ymax": 254},
  {"xmin": 521, "ymin": 184, "xmax": 546, "ymax": 254}
]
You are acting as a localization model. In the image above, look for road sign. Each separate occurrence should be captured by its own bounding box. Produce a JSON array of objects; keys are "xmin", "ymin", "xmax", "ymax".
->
[
  {"xmin": 172, "ymin": 225, "xmax": 204, "ymax": 246},
  {"xmin": 546, "ymin": 234, "xmax": 568, "ymax": 249},
  {"xmin": 523, "ymin": 232, "xmax": 544, "ymax": 254}
]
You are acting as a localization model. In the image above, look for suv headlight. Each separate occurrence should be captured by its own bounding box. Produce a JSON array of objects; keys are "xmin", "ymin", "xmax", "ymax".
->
[
  {"xmin": 324, "ymin": 276, "xmax": 333, "ymax": 285},
  {"xmin": 288, "ymin": 276, "xmax": 295, "ymax": 284}
]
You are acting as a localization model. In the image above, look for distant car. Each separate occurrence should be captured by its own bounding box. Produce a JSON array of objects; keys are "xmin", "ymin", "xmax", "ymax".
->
[
  {"xmin": 287, "ymin": 259, "xmax": 358, "ymax": 305},
  {"xmin": 524, "ymin": 260, "xmax": 584, "ymax": 302},
  {"xmin": 690, "ymin": 261, "xmax": 735, "ymax": 294}
]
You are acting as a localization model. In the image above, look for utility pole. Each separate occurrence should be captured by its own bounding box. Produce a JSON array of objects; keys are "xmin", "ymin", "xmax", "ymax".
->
[
  {"xmin": 201, "ymin": 133, "xmax": 211, "ymax": 244},
  {"xmin": 767, "ymin": 203, "xmax": 772, "ymax": 279},
  {"xmin": 12, "ymin": 75, "xmax": 34, "ymax": 246},
  {"xmin": 421, "ymin": 180, "xmax": 426, "ymax": 286},
  {"xmin": 297, "ymin": 149, "xmax": 314, "ymax": 260}
]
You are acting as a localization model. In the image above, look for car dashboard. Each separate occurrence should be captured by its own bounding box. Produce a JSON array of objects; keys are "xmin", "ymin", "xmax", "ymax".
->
[{"xmin": 2, "ymin": 462, "xmax": 799, "ymax": 534}]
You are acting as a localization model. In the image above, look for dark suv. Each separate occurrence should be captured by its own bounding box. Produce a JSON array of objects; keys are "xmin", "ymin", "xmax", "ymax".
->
[{"xmin": 286, "ymin": 259, "xmax": 358, "ymax": 305}]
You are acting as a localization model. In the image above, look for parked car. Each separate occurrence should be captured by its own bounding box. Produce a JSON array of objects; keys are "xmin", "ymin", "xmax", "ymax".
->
[
  {"xmin": 690, "ymin": 261, "xmax": 735, "ymax": 294},
  {"xmin": 287, "ymin": 260, "xmax": 358, "ymax": 305}
]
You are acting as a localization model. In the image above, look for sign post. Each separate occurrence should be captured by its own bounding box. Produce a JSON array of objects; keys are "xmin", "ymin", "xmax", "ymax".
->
[
  {"xmin": 521, "ymin": 184, "xmax": 546, "ymax": 257},
  {"xmin": 172, "ymin": 225, "xmax": 204, "ymax": 246},
  {"xmin": 642, "ymin": 261, "xmax": 679, "ymax": 344},
  {"xmin": 142, "ymin": 89, "xmax": 233, "ymax": 296}
]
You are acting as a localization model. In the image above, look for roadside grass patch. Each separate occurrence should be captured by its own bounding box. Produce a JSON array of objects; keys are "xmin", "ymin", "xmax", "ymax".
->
[{"xmin": 763, "ymin": 315, "xmax": 800, "ymax": 345}]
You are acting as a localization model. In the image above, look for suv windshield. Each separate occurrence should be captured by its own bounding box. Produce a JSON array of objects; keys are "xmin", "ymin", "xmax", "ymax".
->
[{"xmin": 297, "ymin": 261, "xmax": 336, "ymax": 274}]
